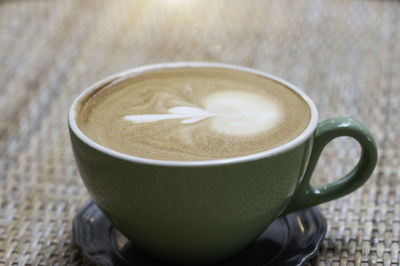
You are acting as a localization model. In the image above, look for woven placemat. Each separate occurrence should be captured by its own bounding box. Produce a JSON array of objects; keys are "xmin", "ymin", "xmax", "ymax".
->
[{"xmin": 0, "ymin": 0, "xmax": 399, "ymax": 264}]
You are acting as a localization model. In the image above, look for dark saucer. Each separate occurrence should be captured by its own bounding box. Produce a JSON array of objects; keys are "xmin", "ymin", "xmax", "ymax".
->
[{"xmin": 73, "ymin": 201, "xmax": 326, "ymax": 266}]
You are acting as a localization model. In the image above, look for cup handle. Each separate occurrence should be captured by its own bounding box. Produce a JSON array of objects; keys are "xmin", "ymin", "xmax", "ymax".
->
[{"xmin": 282, "ymin": 118, "xmax": 378, "ymax": 215}]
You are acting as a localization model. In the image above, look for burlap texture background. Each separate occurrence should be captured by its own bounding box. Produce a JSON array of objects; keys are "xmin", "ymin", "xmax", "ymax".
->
[{"xmin": 1, "ymin": 0, "xmax": 399, "ymax": 265}]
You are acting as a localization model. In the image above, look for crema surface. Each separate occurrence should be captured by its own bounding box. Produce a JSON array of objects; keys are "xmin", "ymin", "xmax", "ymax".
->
[{"xmin": 77, "ymin": 67, "xmax": 310, "ymax": 161}]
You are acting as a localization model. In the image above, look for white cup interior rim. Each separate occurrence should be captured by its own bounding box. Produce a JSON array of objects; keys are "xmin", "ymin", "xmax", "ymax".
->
[{"xmin": 68, "ymin": 62, "xmax": 319, "ymax": 167}]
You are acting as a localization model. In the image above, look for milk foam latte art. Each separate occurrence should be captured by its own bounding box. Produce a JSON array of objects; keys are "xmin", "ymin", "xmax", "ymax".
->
[
  {"xmin": 125, "ymin": 89, "xmax": 281, "ymax": 136},
  {"xmin": 77, "ymin": 67, "xmax": 311, "ymax": 161}
]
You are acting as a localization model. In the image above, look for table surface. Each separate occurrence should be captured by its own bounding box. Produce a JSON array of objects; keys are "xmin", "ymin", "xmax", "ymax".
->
[{"xmin": 1, "ymin": 0, "xmax": 399, "ymax": 265}]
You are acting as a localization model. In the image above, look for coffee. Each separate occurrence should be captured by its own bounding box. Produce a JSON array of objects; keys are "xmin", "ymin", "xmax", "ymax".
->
[{"xmin": 76, "ymin": 67, "xmax": 311, "ymax": 161}]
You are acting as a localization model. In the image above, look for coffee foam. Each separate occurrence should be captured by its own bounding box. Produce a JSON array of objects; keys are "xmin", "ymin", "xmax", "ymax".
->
[
  {"xmin": 77, "ymin": 67, "xmax": 311, "ymax": 161},
  {"xmin": 204, "ymin": 90, "xmax": 281, "ymax": 136},
  {"xmin": 125, "ymin": 90, "xmax": 281, "ymax": 136},
  {"xmin": 125, "ymin": 106, "xmax": 215, "ymax": 124}
]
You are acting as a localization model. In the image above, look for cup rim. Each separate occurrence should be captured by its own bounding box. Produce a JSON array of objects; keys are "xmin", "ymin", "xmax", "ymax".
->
[{"xmin": 69, "ymin": 62, "xmax": 319, "ymax": 167}]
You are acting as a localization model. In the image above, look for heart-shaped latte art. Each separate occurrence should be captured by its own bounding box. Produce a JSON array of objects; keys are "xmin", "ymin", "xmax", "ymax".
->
[{"xmin": 124, "ymin": 90, "xmax": 281, "ymax": 136}]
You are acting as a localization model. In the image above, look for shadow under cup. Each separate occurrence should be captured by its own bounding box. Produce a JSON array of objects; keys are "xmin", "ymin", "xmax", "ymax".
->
[{"xmin": 68, "ymin": 63, "xmax": 377, "ymax": 265}]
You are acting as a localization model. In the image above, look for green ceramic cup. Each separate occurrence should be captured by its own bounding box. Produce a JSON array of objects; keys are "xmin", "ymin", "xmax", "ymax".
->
[{"xmin": 69, "ymin": 63, "xmax": 377, "ymax": 265}]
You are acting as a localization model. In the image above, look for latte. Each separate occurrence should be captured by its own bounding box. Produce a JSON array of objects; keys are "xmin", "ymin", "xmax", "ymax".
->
[{"xmin": 76, "ymin": 67, "xmax": 310, "ymax": 161}]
